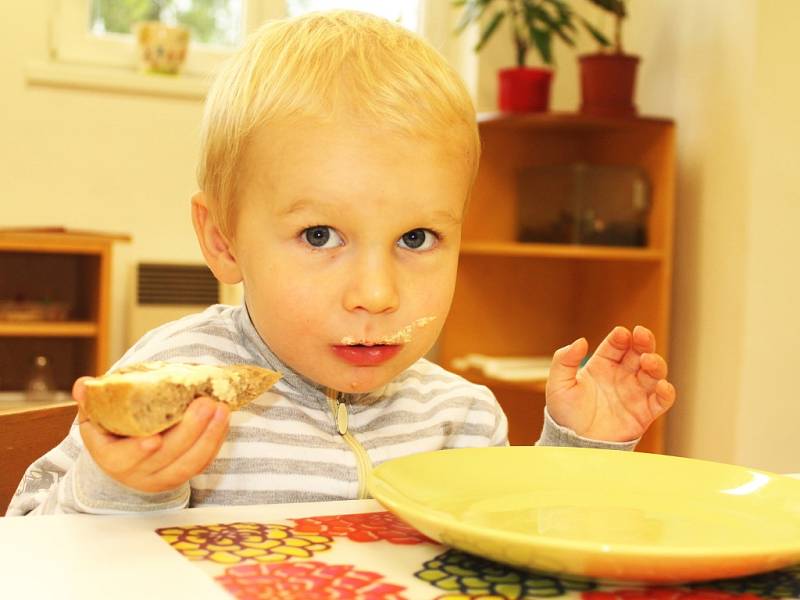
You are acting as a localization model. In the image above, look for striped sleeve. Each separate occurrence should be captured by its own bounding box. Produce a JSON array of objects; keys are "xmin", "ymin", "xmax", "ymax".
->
[
  {"xmin": 535, "ymin": 407, "xmax": 639, "ymax": 450},
  {"xmin": 5, "ymin": 306, "xmax": 250, "ymax": 516}
]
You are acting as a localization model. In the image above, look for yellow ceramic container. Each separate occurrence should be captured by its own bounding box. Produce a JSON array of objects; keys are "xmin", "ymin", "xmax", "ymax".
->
[
  {"xmin": 368, "ymin": 446, "xmax": 800, "ymax": 583},
  {"xmin": 134, "ymin": 21, "xmax": 190, "ymax": 75}
]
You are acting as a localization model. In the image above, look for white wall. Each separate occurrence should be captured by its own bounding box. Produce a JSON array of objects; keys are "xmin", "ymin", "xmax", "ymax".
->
[
  {"xmin": 736, "ymin": 0, "xmax": 800, "ymax": 472},
  {"xmin": 2, "ymin": 3, "xmax": 209, "ymax": 364},
  {"xmin": 624, "ymin": 0, "xmax": 800, "ymax": 473},
  {"xmin": 625, "ymin": 0, "xmax": 759, "ymax": 467}
]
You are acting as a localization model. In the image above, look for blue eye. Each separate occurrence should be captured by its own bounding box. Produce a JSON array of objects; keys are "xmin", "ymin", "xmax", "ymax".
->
[
  {"xmin": 398, "ymin": 228, "xmax": 436, "ymax": 251},
  {"xmin": 302, "ymin": 226, "xmax": 343, "ymax": 249}
]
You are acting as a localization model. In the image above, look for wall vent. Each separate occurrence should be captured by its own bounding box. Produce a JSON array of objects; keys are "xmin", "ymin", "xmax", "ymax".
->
[{"xmin": 137, "ymin": 263, "xmax": 218, "ymax": 306}]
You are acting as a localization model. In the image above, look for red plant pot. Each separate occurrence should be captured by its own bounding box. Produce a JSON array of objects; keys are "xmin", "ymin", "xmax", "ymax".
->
[
  {"xmin": 498, "ymin": 67, "xmax": 553, "ymax": 113},
  {"xmin": 579, "ymin": 53, "xmax": 640, "ymax": 117}
]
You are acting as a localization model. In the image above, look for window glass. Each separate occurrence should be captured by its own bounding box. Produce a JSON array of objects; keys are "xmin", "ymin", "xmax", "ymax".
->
[
  {"xmin": 285, "ymin": 0, "xmax": 420, "ymax": 31},
  {"xmin": 89, "ymin": 0, "xmax": 244, "ymax": 46}
]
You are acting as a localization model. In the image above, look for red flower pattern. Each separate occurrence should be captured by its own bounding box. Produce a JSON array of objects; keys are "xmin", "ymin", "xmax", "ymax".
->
[
  {"xmin": 292, "ymin": 511, "xmax": 434, "ymax": 545},
  {"xmin": 216, "ymin": 560, "xmax": 408, "ymax": 599}
]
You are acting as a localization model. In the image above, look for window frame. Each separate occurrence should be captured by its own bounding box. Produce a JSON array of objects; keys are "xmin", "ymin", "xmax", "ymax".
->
[
  {"xmin": 51, "ymin": 0, "xmax": 285, "ymax": 76},
  {"xmin": 36, "ymin": 0, "xmax": 459, "ymax": 100}
]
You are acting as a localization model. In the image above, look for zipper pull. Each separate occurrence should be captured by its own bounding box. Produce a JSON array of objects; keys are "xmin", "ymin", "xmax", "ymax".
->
[{"xmin": 335, "ymin": 396, "xmax": 348, "ymax": 436}]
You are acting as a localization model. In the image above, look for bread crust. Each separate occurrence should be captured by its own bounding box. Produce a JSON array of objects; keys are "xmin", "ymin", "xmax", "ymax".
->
[{"xmin": 82, "ymin": 362, "xmax": 281, "ymax": 437}]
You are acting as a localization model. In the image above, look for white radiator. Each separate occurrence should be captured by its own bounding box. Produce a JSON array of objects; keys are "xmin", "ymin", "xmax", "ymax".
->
[{"xmin": 127, "ymin": 262, "xmax": 243, "ymax": 347}]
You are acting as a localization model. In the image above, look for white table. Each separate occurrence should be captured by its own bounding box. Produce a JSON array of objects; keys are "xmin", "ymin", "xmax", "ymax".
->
[
  {"xmin": 4, "ymin": 479, "xmax": 800, "ymax": 600},
  {"xmin": 1, "ymin": 499, "xmax": 384, "ymax": 599}
]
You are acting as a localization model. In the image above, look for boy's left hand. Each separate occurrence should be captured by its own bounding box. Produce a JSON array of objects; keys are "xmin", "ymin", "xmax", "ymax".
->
[{"xmin": 545, "ymin": 325, "xmax": 675, "ymax": 442}]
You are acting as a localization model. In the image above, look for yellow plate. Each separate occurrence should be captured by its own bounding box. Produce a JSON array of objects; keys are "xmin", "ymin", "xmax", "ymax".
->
[{"xmin": 368, "ymin": 446, "xmax": 800, "ymax": 583}]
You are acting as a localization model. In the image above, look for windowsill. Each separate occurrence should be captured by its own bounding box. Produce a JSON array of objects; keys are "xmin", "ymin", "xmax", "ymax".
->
[{"xmin": 25, "ymin": 60, "xmax": 211, "ymax": 100}]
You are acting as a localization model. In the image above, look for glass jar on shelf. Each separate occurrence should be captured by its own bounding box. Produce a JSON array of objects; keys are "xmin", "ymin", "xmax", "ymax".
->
[{"xmin": 25, "ymin": 354, "xmax": 56, "ymax": 402}]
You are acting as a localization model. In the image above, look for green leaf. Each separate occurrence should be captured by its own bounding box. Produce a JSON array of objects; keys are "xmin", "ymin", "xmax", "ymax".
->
[
  {"xmin": 530, "ymin": 26, "xmax": 553, "ymax": 65},
  {"xmin": 542, "ymin": 0, "xmax": 572, "ymax": 24},
  {"xmin": 525, "ymin": 2, "xmax": 575, "ymax": 46},
  {"xmin": 579, "ymin": 16, "xmax": 610, "ymax": 47},
  {"xmin": 475, "ymin": 10, "xmax": 506, "ymax": 52},
  {"xmin": 584, "ymin": 0, "xmax": 626, "ymax": 18},
  {"xmin": 454, "ymin": 0, "xmax": 492, "ymax": 34}
]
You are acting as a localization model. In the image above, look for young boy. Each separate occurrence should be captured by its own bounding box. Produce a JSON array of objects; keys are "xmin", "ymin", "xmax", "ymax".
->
[{"xmin": 8, "ymin": 11, "xmax": 674, "ymax": 516}]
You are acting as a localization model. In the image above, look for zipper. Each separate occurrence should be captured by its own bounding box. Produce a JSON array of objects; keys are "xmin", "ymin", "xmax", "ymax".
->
[{"xmin": 326, "ymin": 388, "xmax": 372, "ymax": 499}]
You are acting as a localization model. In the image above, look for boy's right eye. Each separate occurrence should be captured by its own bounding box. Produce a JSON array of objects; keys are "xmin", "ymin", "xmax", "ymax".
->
[{"xmin": 302, "ymin": 226, "xmax": 343, "ymax": 249}]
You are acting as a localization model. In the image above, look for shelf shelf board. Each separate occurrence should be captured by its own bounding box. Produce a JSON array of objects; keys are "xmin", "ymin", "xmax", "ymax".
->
[
  {"xmin": 0, "ymin": 391, "xmax": 76, "ymax": 416},
  {"xmin": 477, "ymin": 111, "xmax": 673, "ymax": 132},
  {"xmin": 0, "ymin": 229, "xmax": 130, "ymax": 254},
  {"xmin": 460, "ymin": 241, "xmax": 665, "ymax": 261},
  {"xmin": 0, "ymin": 321, "xmax": 99, "ymax": 338},
  {"xmin": 452, "ymin": 366, "xmax": 547, "ymax": 394}
]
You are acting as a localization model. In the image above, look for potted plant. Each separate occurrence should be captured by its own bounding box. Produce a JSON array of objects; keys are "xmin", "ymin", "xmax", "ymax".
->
[
  {"xmin": 453, "ymin": 0, "xmax": 578, "ymax": 113},
  {"xmin": 574, "ymin": 0, "xmax": 639, "ymax": 117}
]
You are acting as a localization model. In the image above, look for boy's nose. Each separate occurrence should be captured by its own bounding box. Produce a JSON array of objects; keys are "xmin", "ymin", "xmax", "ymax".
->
[{"xmin": 343, "ymin": 251, "xmax": 399, "ymax": 315}]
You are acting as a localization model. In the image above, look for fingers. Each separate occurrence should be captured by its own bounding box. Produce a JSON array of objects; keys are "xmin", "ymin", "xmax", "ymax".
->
[
  {"xmin": 73, "ymin": 376, "xmax": 90, "ymax": 422},
  {"xmin": 546, "ymin": 337, "xmax": 589, "ymax": 394},
  {"xmin": 75, "ymin": 376, "xmax": 164, "ymax": 474},
  {"xmin": 140, "ymin": 397, "xmax": 228, "ymax": 475},
  {"xmin": 154, "ymin": 403, "xmax": 230, "ymax": 485},
  {"xmin": 634, "ymin": 352, "xmax": 675, "ymax": 419},
  {"xmin": 650, "ymin": 379, "xmax": 676, "ymax": 416},
  {"xmin": 592, "ymin": 325, "xmax": 656, "ymax": 374},
  {"xmin": 199, "ymin": 409, "xmax": 231, "ymax": 473},
  {"xmin": 592, "ymin": 326, "xmax": 632, "ymax": 364},
  {"xmin": 625, "ymin": 325, "xmax": 656, "ymax": 371},
  {"xmin": 632, "ymin": 325, "xmax": 656, "ymax": 353},
  {"xmin": 81, "ymin": 419, "xmax": 164, "ymax": 475},
  {"xmin": 636, "ymin": 352, "xmax": 668, "ymax": 391}
]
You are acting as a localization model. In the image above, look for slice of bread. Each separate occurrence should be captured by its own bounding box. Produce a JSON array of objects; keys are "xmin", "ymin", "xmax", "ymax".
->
[{"xmin": 82, "ymin": 361, "xmax": 281, "ymax": 437}]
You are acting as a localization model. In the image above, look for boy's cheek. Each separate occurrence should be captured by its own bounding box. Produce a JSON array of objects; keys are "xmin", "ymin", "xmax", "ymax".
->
[{"xmin": 245, "ymin": 265, "xmax": 329, "ymax": 312}]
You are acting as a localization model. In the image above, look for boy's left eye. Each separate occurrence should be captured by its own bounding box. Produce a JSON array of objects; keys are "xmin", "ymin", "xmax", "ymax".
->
[{"xmin": 397, "ymin": 229, "xmax": 437, "ymax": 251}]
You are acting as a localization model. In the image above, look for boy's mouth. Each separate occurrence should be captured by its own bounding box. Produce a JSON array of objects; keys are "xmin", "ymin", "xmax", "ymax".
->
[
  {"xmin": 333, "ymin": 316, "xmax": 436, "ymax": 366},
  {"xmin": 331, "ymin": 343, "xmax": 402, "ymax": 366}
]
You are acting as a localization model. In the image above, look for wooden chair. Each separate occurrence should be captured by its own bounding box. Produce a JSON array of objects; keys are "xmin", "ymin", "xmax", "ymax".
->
[{"xmin": 0, "ymin": 404, "xmax": 77, "ymax": 515}]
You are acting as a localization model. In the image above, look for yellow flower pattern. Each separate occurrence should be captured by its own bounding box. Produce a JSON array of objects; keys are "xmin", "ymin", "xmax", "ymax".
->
[{"xmin": 156, "ymin": 522, "xmax": 333, "ymax": 565}]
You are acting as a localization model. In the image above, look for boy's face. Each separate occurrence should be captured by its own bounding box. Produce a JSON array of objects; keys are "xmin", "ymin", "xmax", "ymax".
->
[{"xmin": 230, "ymin": 118, "xmax": 472, "ymax": 393}]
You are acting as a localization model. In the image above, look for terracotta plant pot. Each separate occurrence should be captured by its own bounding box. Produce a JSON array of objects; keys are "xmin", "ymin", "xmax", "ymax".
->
[
  {"xmin": 579, "ymin": 53, "xmax": 639, "ymax": 117},
  {"xmin": 498, "ymin": 67, "xmax": 553, "ymax": 113}
]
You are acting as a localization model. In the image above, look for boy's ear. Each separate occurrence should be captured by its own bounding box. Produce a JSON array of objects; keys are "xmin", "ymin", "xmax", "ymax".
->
[{"xmin": 191, "ymin": 192, "xmax": 243, "ymax": 285}]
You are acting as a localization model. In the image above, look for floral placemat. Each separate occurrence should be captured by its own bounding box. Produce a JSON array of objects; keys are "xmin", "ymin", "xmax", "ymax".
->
[{"xmin": 155, "ymin": 511, "xmax": 800, "ymax": 600}]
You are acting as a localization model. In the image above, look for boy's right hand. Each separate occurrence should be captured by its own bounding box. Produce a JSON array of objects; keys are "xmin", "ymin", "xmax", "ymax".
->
[{"xmin": 73, "ymin": 377, "xmax": 231, "ymax": 494}]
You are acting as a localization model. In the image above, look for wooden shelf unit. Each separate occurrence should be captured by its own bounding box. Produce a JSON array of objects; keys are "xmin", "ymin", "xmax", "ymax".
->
[
  {"xmin": 0, "ymin": 230, "xmax": 128, "ymax": 391},
  {"xmin": 440, "ymin": 113, "xmax": 675, "ymax": 452},
  {"xmin": 0, "ymin": 321, "xmax": 99, "ymax": 337},
  {"xmin": 461, "ymin": 241, "xmax": 665, "ymax": 261}
]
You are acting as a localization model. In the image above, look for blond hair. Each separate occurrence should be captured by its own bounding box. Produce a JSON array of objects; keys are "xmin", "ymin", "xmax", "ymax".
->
[{"xmin": 197, "ymin": 10, "xmax": 480, "ymax": 237}]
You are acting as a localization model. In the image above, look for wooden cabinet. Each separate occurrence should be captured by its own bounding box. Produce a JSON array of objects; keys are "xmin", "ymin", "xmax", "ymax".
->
[
  {"xmin": 439, "ymin": 113, "xmax": 675, "ymax": 453},
  {"xmin": 1, "ymin": 401, "xmax": 78, "ymax": 514},
  {"xmin": 0, "ymin": 230, "xmax": 128, "ymax": 391},
  {"xmin": 0, "ymin": 231, "xmax": 128, "ymax": 515},
  {"xmin": 0, "ymin": 230, "xmax": 128, "ymax": 513}
]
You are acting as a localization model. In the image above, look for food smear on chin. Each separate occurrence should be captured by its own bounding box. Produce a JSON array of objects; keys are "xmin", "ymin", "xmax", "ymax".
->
[{"xmin": 340, "ymin": 316, "xmax": 436, "ymax": 346}]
